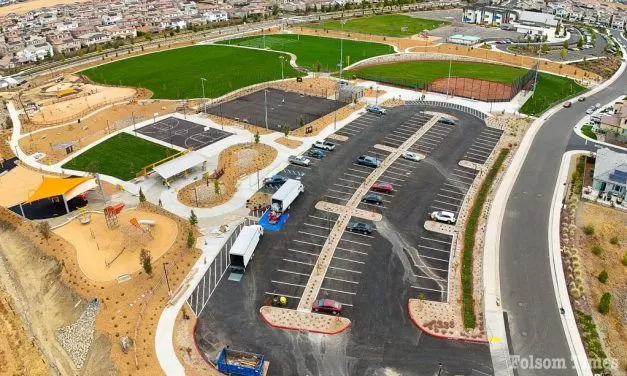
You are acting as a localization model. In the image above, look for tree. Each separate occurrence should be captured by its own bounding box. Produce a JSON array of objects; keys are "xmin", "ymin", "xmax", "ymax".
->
[
  {"xmin": 254, "ymin": 132, "xmax": 260, "ymax": 144},
  {"xmin": 272, "ymin": 4, "xmax": 279, "ymax": 16},
  {"xmin": 214, "ymin": 180, "xmax": 221, "ymax": 196},
  {"xmin": 187, "ymin": 229, "xmax": 195, "ymax": 248},
  {"xmin": 598, "ymin": 292, "xmax": 611, "ymax": 314},
  {"xmin": 562, "ymin": 39, "xmax": 569, "ymax": 49},
  {"xmin": 541, "ymin": 43, "xmax": 549, "ymax": 54},
  {"xmin": 140, "ymin": 249, "xmax": 153, "ymax": 275},
  {"xmin": 189, "ymin": 210, "xmax": 198, "ymax": 226},
  {"xmin": 138, "ymin": 187, "xmax": 146, "ymax": 203},
  {"xmin": 555, "ymin": 22, "xmax": 561, "ymax": 36},
  {"xmin": 283, "ymin": 125, "xmax": 290, "ymax": 138},
  {"xmin": 577, "ymin": 36, "xmax": 584, "ymax": 49},
  {"xmin": 560, "ymin": 47, "xmax": 567, "ymax": 60},
  {"xmin": 38, "ymin": 221, "xmax": 51, "ymax": 242}
]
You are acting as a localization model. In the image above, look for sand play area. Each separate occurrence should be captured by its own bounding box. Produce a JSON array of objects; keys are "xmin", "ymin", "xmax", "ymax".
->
[{"xmin": 54, "ymin": 208, "xmax": 177, "ymax": 282}]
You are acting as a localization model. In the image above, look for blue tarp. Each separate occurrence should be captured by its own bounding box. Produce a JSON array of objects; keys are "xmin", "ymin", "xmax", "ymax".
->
[{"xmin": 259, "ymin": 210, "xmax": 289, "ymax": 231}]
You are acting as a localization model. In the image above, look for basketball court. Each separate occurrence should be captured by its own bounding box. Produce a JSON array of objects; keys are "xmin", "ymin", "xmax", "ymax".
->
[
  {"xmin": 136, "ymin": 116, "xmax": 233, "ymax": 150},
  {"xmin": 206, "ymin": 88, "xmax": 344, "ymax": 132}
]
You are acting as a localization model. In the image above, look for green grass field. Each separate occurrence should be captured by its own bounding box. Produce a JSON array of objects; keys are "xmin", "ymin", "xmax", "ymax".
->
[
  {"xmin": 62, "ymin": 133, "xmax": 176, "ymax": 181},
  {"xmin": 306, "ymin": 14, "xmax": 448, "ymax": 37},
  {"xmin": 581, "ymin": 125, "xmax": 597, "ymax": 139},
  {"xmin": 349, "ymin": 61, "xmax": 526, "ymax": 85},
  {"xmin": 81, "ymin": 45, "xmax": 303, "ymax": 99},
  {"xmin": 348, "ymin": 61, "xmax": 586, "ymax": 115},
  {"xmin": 217, "ymin": 34, "xmax": 393, "ymax": 72},
  {"xmin": 519, "ymin": 73, "xmax": 586, "ymax": 116}
]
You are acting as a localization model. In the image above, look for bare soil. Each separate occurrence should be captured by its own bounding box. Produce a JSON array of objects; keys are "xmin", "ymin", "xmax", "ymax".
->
[
  {"xmin": 178, "ymin": 143, "xmax": 277, "ymax": 208},
  {"xmin": 576, "ymin": 202, "xmax": 627, "ymax": 373},
  {"xmin": 429, "ymin": 77, "xmax": 512, "ymax": 102},
  {"xmin": 572, "ymin": 58, "xmax": 622, "ymax": 80},
  {"xmin": 274, "ymin": 137, "xmax": 303, "ymax": 149}
]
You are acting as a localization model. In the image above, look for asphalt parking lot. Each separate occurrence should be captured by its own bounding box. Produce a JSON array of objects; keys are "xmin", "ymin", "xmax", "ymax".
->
[
  {"xmin": 206, "ymin": 88, "xmax": 344, "ymax": 132},
  {"xmin": 135, "ymin": 116, "xmax": 232, "ymax": 150},
  {"xmin": 195, "ymin": 105, "xmax": 499, "ymax": 375}
]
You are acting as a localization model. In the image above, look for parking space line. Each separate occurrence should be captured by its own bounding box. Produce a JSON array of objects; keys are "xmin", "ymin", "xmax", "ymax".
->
[
  {"xmin": 329, "ymin": 266, "xmax": 362, "ymax": 274},
  {"xmin": 379, "ymin": 175, "xmax": 405, "ymax": 183},
  {"xmin": 342, "ymin": 231, "xmax": 374, "ymax": 239},
  {"xmin": 427, "ymin": 129, "xmax": 450, "ymax": 136},
  {"xmin": 324, "ymin": 194, "xmax": 349, "ymax": 202},
  {"xmin": 453, "ymin": 169, "xmax": 476, "ymax": 177},
  {"xmin": 470, "ymin": 143, "xmax": 496, "ymax": 152},
  {"xmin": 325, "ymin": 276, "xmax": 359, "ymax": 284},
  {"xmin": 278, "ymin": 269, "xmax": 310, "ymax": 277},
  {"xmin": 391, "ymin": 160, "xmax": 416, "ymax": 169},
  {"xmin": 332, "ymin": 256, "xmax": 365, "ymax": 264},
  {"xmin": 433, "ymin": 199, "xmax": 459, "ymax": 207},
  {"xmin": 447, "ymin": 178, "xmax": 471, "ymax": 186},
  {"xmin": 467, "ymin": 147, "xmax": 492, "ymax": 155},
  {"xmin": 360, "ymin": 202, "xmax": 387, "ymax": 209},
  {"xmin": 283, "ymin": 258, "xmax": 314, "ymax": 266},
  {"xmin": 430, "ymin": 205, "xmax": 458, "ymax": 214},
  {"xmin": 418, "ymin": 245, "xmax": 450, "ymax": 254},
  {"xmin": 420, "ymin": 254, "xmax": 450, "ymax": 262},
  {"xmin": 337, "ymin": 177, "xmax": 361, "ymax": 184},
  {"xmin": 343, "ymin": 172, "xmax": 366, "ymax": 180},
  {"xmin": 410, "ymin": 285, "xmax": 443, "ymax": 292},
  {"xmin": 473, "ymin": 138, "xmax": 497, "ymax": 146},
  {"xmin": 414, "ymin": 274, "xmax": 446, "ymax": 282},
  {"xmin": 336, "ymin": 247, "xmax": 368, "ymax": 255},
  {"xmin": 333, "ymin": 183, "xmax": 358, "ymax": 191},
  {"xmin": 437, "ymin": 193, "xmax": 463, "ymax": 201},
  {"xmin": 265, "ymin": 292, "xmax": 302, "ymax": 300},
  {"xmin": 387, "ymin": 165, "xmax": 412, "ymax": 173},
  {"xmin": 421, "ymin": 237, "xmax": 451, "ymax": 244},
  {"xmin": 466, "ymin": 150, "xmax": 490, "ymax": 158},
  {"xmin": 320, "ymin": 287, "xmax": 357, "ymax": 295},
  {"xmin": 368, "ymin": 190, "xmax": 393, "ymax": 197},
  {"xmin": 440, "ymin": 188, "xmax": 464, "ymax": 196},
  {"xmin": 443, "ymin": 183, "xmax": 464, "ymax": 190},
  {"xmin": 272, "ymin": 280, "xmax": 305, "ymax": 288},
  {"xmin": 288, "ymin": 248, "xmax": 320, "ymax": 257},
  {"xmin": 414, "ymin": 264, "xmax": 449, "ymax": 272},
  {"xmin": 308, "ymin": 215, "xmax": 336, "ymax": 222},
  {"xmin": 385, "ymin": 134, "xmax": 406, "ymax": 141},
  {"xmin": 339, "ymin": 129, "xmax": 359, "ymax": 135},
  {"xmin": 304, "ymin": 223, "xmax": 332, "ymax": 230},
  {"xmin": 421, "ymin": 134, "xmax": 444, "ymax": 141},
  {"xmin": 382, "ymin": 169, "xmax": 409, "ymax": 177},
  {"xmin": 347, "ymin": 167, "xmax": 371, "ymax": 174},
  {"xmin": 298, "ymin": 231, "xmax": 328, "ymax": 239},
  {"xmin": 392, "ymin": 130, "xmax": 414, "ymax": 136},
  {"xmin": 340, "ymin": 238, "xmax": 372, "ymax": 246},
  {"xmin": 327, "ymin": 188, "xmax": 352, "ymax": 196},
  {"xmin": 465, "ymin": 156, "xmax": 486, "ymax": 163},
  {"xmin": 293, "ymin": 240, "xmax": 323, "ymax": 247},
  {"xmin": 452, "ymin": 173, "xmax": 475, "ymax": 181}
]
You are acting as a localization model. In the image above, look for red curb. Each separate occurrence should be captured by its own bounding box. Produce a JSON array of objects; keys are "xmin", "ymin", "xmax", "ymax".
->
[
  {"xmin": 406, "ymin": 301, "xmax": 488, "ymax": 344},
  {"xmin": 192, "ymin": 318, "xmax": 225, "ymax": 374},
  {"xmin": 258, "ymin": 308, "xmax": 352, "ymax": 335}
]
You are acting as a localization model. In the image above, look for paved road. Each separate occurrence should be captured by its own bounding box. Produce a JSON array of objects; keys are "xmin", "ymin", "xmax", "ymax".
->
[
  {"xmin": 498, "ymin": 29, "xmax": 627, "ymax": 376},
  {"xmin": 195, "ymin": 106, "xmax": 494, "ymax": 375}
]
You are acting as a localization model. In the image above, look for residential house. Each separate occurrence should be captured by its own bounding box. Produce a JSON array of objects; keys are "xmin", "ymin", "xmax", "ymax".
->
[
  {"xmin": 23, "ymin": 34, "xmax": 47, "ymax": 46},
  {"xmin": 17, "ymin": 42, "xmax": 54, "ymax": 61},
  {"xmin": 102, "ymin": 12, "xmax": 123, "ymax": 25},
  {"xmin": 56, "ymin": 20, "xmax": 79, "ymax": 31},
  {"xmin": 203, "ymin": 11, "xmax": 228, "ymax": 22},
  {"xmin": 77, "ymin": 32, "xmax": 111, "ymax": 47},
  {"xmin": 98, "ymin": 25, "xmax": 138, "ymax": 39},
  {"xmin": 591, "ymin": 147, "xmax": 627, "ymax": 202},
  {"xmin": 600, "ymin": 102, "xmax": 627, "ymax": 135}
]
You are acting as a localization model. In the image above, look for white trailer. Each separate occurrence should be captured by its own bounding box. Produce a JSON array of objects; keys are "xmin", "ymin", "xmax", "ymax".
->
[
  {"xmin": 271, "ymin": 179, "xmax": 304, "ymax": 213},
  {"xmin": 229, "ymin": 225, "xmax": 263, "ymax": 273}
]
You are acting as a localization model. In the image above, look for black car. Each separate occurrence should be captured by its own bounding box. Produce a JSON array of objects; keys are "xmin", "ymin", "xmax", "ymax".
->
[
  {"xmin": 347, "ymin": 222, "xmax": 373, "ymax": 234},
  {"xmin": 308, "ymin": 149, "xmax": 325, "ymax": 159},
  {"xmin": 361, "ymin": 193, "xmax": 382, "ymax": 205},
  {"xmin": 263, "ymin": 174, "xmax": 288, "ymax": 186},
  {"xmin": 438, "ymin": 117, "xmax": 456, "ymax": 125}
]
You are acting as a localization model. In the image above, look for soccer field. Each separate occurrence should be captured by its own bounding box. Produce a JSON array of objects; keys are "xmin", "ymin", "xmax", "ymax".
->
[
  {"xmin": 349, "ymin": 61, "xmax": 526, "ymax": 85},
  {"xmin": 81, "ymin": 45, "xmax": 303, "ymax": 99},
  {"xmin": 62, "ymin": 133, "xmax": 177, "ymax": 181},
  {"xmin": 306, "ymin": 14, "xmax": 448, "ymax": 37},
  {"xmin": 217, "ymin": 34, "xmax": 394, "ymax": 72}
]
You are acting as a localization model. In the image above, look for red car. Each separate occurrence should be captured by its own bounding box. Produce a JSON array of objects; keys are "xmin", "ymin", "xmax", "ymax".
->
[
  {"xmin": 371, "ymin": 181, "xmax": 393, "ymax": 194},
  {"xmin": 312, "ymin": 299, "xmax": 343, "ymax": 315},
  {"xmin": 563, "ymin": 101, "xmax": 572, "ymax": 108}
]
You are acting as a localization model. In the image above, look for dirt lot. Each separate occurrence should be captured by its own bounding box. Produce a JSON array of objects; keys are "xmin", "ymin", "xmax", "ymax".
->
[
  {"xmin": 275, "ymin": 136, "xmax": 303, "ymax": 149},
  {"xmin": 0, "ymin": 203, "xmax": 203, "ymax": 376},
  {"xmin": 18, "ymin": 101, "xmax": 180, "ymax": 164},
  {"xmin": 274, "ymin": 76, "xmax": 339, "ymax": 98},
  {"xmin": 178, "ymin": 143, "xmax": 277, "ymax": 208},
  {"xmin": 291, "ymin": 103, "xmax": 363, "ymax": 137},
  {"xmin": 576, "ymin": 202, "xmax": 627, "ymax": 373},
  {"xmin": 572, "ymin": 57, "xmax": 622, "ymax": 80}
]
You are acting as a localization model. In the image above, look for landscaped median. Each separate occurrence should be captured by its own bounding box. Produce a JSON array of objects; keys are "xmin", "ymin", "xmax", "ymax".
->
[
  {"xmin": 259, "ymin": 306, "xmax": 351, "ymax": 334},
  {"xmin": 462, "ymin": 148, "xmax": 510, "ymax": 329}
]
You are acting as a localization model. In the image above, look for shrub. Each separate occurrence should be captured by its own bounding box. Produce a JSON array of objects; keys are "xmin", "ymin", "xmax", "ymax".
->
[
  {"xmin": 609, "ymin": 236, "xmax": 619, "ymax": 245},
  {"xmin": 583, "ymin": 224, "xmax": 594, "ymax": 235},
  {"xmin": 37, "ymin": 221, "xmax": 51, "ymax": 242},
  {"xmin": 622, "ymin": 252, "xmax": 627, "ymax": 266},
  {"xmin": 187, "ymin": 230, "xmax": 195, "ymax": 248},
  {"xmin": 592, "ymin": 244, "xmax": 603, "ymax": 256},
  {"xmin": 598, "ymin": 270, "xmax": 608, "ymax": 283},
  {"xmin": 138, "ymin": 187, "xmax": 146, "ymax": 203},
  {"xmin": 598, "ymin": 292, "xmax": 611, "ymax": 314},
  {"xmin": 139, "ymin": 249, "xmax": 152, "ymax": 275}
]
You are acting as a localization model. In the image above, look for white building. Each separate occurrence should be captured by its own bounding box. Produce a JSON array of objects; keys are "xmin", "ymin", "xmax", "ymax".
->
[
  {"xmin": 17, "ymin": 42, "xmax": 54, "ymax": 61},
  {"xmin": 203, "ymin": 11, "xmax": 228, "ymax": 22},
  {"xmin": 77, "ymin": 32, "xmax": 111, "ymax": 47}
]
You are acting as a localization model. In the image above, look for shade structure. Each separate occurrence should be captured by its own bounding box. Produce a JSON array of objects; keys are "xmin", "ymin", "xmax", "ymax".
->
[
  {"xmin": 152, "ymin": 152, "xmax": 205, "ymax": 180},
  {"xmin": 26, "ymin": 176, "xmax": 93, "ymax": 204}
]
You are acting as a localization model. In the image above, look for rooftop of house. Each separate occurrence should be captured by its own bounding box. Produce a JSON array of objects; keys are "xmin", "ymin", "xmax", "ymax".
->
[{"xmin": 594, "ymin": 148, "xmax": 627, "ymax": 185}]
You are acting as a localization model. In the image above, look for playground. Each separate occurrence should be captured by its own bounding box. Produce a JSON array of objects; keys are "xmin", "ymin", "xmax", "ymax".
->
[
  {"xmin": 136, "ymin": 116, "xmax": 233, "ymax": 150},
  {"xmin": 53, "ymin": 205, "xmax": 178, "ymax": 282}
]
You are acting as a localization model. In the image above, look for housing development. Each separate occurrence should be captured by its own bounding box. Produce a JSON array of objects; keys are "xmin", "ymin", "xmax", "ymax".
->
[{"xmin": 0, "ymin": 1, "xmax": 626, "ymax": 376}]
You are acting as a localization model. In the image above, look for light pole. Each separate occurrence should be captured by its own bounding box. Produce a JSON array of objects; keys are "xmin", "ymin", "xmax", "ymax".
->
[
  {"xmin": 163, "ymin": 262, "xmax": 171, "ymax": 294},
  {"xmin": 279, "ymin": 56, "xmax": 285, "ymax": 80},
  {"xmin": 339, "ymin": 19, "xmax": 346, "ymax": 80},
  {"xmin": 264, "ymin": 89, "xmax": 269, "ymax": 130},
  {"xmin": 200, "ymin": 77, "xmax": 207, "ymax": 112},
  {"xmin": 446, "ymin": 57, "xmax": 452, "ymax": 98},
  {"xmin": 437, "ymin": 363, "xmax": 443, "ymax": 376}
]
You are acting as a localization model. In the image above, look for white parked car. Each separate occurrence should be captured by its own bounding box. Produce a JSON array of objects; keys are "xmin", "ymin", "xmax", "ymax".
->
[
  {"xmin": 402, "ymin": 151, "xmax": 422, "ymax": 162},
  {"xmin": 288, "ymin": 155, "xmax": 311, "ymax": 167},
  {"xmin": 431, "ymin": 210, "xmax": 456, "ymax": 224},
  {"xmin": 313, "ymin": 140, "xmax": 336, "ymax": 151},
  {"xmin": 586, "ymin": 107, "xmax": 594, "ymax": 114}
]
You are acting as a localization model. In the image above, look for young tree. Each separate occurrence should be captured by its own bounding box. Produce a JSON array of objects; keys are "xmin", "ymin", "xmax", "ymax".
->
[
  {"xmin": 187, "ymin": 229, "xmax": 195, "ymax": 248},
  {"xmin": 577, "ymin": 36, "xmax": 584, "ymax": 49},
  {"xmin": 138, "ymin": 187, "xmax": 146, "ymax": 203},
  {"xmin": 541, "ymin": 43, "xmax": 549, "ymax": 54},
  {"xmin": 562, "ymin": 39, "xmax": 569, "ymax": 49},
  {"xmin": 254, "ymin": 132, "xmax": 260, "ymax": 144},
  {"xmin": 38, "ymin": 221, "xmax": 51, "ymax": 242},
  {"xmin": 189, "ymin": 210, "xmax": 198, "ymax": 226},
  {"xmin": 283, "ymin": 126, "xmax": 290, "ymax": 138},
  {"xmin": 140, "ymin": 249, "xmax": 153, "ymax": 275},
  {"xmin": 598, "ymin": 292, "xmax": 611, "ymax": 314},
  {"xmin": 560, "ymin": 47, "xmax": 567, "ymax": 60},
  {"xmin": 214, "ymin": 180, "xmax": 221, "ymax": 196}
]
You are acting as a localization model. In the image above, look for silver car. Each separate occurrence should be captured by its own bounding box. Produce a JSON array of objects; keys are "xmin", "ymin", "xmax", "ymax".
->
[
  {"xmin": 431, "ymin": 210, "xmax": 456, "ymax": 224},
  {"xmin": 402, "ymin": 151, "xmax": 422, "ymax": 162},
  {"xmin": 288, "ymin": 155, "xmax": 311, "ymax": 167}
]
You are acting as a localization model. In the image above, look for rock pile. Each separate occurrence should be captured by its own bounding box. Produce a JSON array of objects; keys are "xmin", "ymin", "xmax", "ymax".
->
[{"xmin": 56, "ymin": 299, "xmax": 100, "ymax": 369}]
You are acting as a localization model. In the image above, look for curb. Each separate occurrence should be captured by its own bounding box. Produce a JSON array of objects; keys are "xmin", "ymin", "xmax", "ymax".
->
[
  {"xmin": 406, "ymin": 301, "xmax": 489, "ymax": 344},
  {"xmin": 258, "ymin": 308, "xmax": 352, "ymax": 335},
  {"xmin": 191, "ymin": 318, "xmax": 224, "ymax": 374}
]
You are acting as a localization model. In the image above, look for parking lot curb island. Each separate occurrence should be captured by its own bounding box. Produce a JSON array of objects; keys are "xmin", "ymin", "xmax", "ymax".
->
[
  {"xmin": 259, "ymin": 306, "xmax": 351, "ymax": 335},
  {"xmin": 407, "ymin": 300, "xmax": 488, "ymax": 344}
]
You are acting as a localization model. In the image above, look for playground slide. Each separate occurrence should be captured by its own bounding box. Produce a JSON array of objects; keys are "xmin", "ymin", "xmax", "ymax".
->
[{"xmin": 138, "ymin": 219, "xmax": 156, "ymax": 226}]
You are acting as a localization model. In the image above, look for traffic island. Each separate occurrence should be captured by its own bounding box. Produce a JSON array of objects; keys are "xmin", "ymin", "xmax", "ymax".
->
[
  {"xmin": 408, "ymin": 299, "xmax": 487, "ymax": 343},
  {"xmin": 314, "ymin": 201, "xmax": 382, "ymax": 222},
  {"xmin": 423, "ymin": 220, "xmax": 456, "ymax": 236},
  {"xmin": 259, "ymin": 306, "xmax": 351, "ymax": 334}
]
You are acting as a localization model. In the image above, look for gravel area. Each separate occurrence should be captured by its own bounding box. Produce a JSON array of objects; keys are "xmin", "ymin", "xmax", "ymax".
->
[{"xmin": 56, "ymin": 299, "xmax": 100, "ymax": 369}]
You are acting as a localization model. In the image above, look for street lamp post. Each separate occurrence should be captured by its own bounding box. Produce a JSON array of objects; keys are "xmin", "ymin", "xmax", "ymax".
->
[
  {"xmin": 200, "ymin": 77, "xmax": 207, "ymax": 113},
  {"xmin": 437, "ymin": 363, "xmax": 443, "ymax": 376},
  {"xmin": 446, "ymin": 57, "xmax": 452, "ymax": 97},
  {"xmin": 163, "ymin": 262, "xmax": 171, "ymax": 294},
  {"xmin": 339, "ymin": 19, "xmax": 346, "ymax": 80}
]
